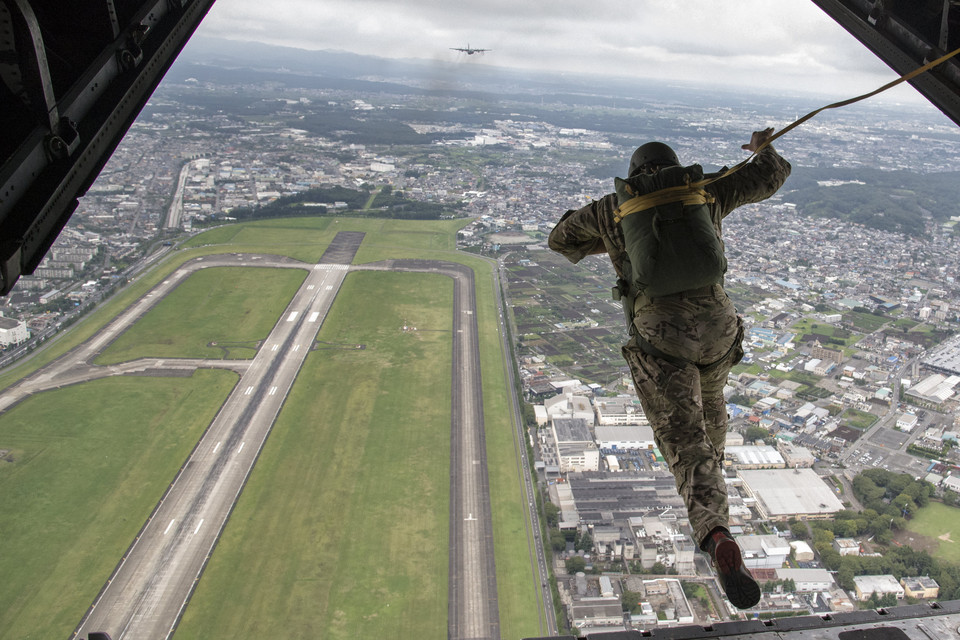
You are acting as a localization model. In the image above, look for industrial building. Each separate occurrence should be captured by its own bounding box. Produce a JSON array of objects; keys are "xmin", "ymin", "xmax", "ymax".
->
[
  {"xmin": 738, "ymin": 468, "xmax": 845, "ymax": 521},
  {"xmin": 595, "ymin": 425, "xmax": 655, "ymax": 450},
  {"xmin": 593, "ymin": 396, "xmax": 648, "ymax": 426},
  {"xmin": 854, "ymin": 575, "xmax": 905, "ymax": 602}
]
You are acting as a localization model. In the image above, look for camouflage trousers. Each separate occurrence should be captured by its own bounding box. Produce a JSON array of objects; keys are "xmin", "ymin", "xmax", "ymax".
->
[{"xmin": 621, "ymin": 286, "xmax": 743, "ymax": 549}]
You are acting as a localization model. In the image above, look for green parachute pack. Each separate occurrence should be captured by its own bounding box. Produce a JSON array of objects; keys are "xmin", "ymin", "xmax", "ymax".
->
[{"xmin": 613, "ymin": 164, "xmax": 726, "ymax": 299}]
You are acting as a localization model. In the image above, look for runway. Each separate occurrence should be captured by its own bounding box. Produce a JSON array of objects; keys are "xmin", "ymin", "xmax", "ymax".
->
[
  {"xmin": 73, "ymin": 256, "xmax": 352, "ymax": 639},
  {"xmin": 0, "ymin": 234, "xmax": 504, "ymax": 639},
  {"xmin": 358, "ymin": 260, "xmax": 500, "ymax": 640}
]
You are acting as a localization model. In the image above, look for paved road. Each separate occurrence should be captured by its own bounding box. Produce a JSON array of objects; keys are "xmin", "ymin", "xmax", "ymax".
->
[{"xmin": 0, "ymin": 242, "xmax": 504, "ymax": 639}]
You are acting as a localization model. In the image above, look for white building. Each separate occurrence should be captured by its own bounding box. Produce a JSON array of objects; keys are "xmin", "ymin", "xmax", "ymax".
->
[
  {"xmin": 595, "ymin": 425, "xmax": 655, "ymax": 450},
  {"xmin": 0, "ymin": 315, "xmax": 29, "ymax": 346},
  {"xmin": 552, "ymin": 418, "xmax": 599, "ymax": 473},
  {"xmin": 896, "ymin": 413, "xmax": 920, "ymax": 432},
  {"xmin": 726, "ymin": 445, "xmax": 785, "ymax": 469},
  {"xmin": 779, "ymin": 443, "xmax": 816, "ymax": 468},
  {"xmin": 854, "ymin": 575, "xmax": 904, "ymax": 601},
  {"xmin": 594, "ymin": 395, "xmax": 648, "ymax": 425},
  {"xmin": 738, "ymin": 468, "xmax": 845, "ymax": 521},
  {"xmin": 776, "ymin": 568, "xmax": 835, "ymax": 592},
  {"xmin": 833, "ymin": 538, "xmax": 861, "ymax": 557},
  {"xmin": 545, "ymin": 392, "xmax": 595, "ymax": 423},
  {"xmin": 739, "ymin": 534, "xmax": 791, "ymax": 569},
  {"xmin": 790, "ymin": 540, "xmax": 814, "ymax": 562}
]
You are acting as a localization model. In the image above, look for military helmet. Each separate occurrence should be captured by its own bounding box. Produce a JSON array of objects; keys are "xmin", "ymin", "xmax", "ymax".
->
[{"xmin": 628, "ymin": 142, "xmax": 680, "ymax": 177}]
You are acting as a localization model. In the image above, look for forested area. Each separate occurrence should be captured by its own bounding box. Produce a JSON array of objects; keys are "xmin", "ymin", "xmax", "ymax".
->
[
  {"xmin": 786, "ymin": 167, "xmax": 960, "ymax": 237},
  {"xmin": 789, "ymin": 469, "xmax": 960, "ymax": 598},
  {"xmin": 225, "ymin": 184, "xmax": 462, "ymax": 221}
]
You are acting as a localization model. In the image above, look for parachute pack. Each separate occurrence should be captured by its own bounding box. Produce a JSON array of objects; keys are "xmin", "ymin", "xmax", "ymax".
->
[{"xmin": 613, "ymin": 164, "xmax": 726, "ymax": 299}]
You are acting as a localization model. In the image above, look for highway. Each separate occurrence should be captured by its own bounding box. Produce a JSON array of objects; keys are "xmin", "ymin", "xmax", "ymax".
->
[{"xmin": 0, "ymin": 236, "xmax": 508, "ymax": 639}]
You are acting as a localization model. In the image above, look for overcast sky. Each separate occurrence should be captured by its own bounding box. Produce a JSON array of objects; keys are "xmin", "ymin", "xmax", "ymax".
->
[{"xmin": 198, "ymin": 0, "xmax": 934, "ymax": 108}]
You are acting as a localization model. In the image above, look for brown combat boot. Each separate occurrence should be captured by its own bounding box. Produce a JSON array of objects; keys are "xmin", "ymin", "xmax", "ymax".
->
[{"xmin": 703, "ymin": 528, "xmax": 761, "ymax": 609}]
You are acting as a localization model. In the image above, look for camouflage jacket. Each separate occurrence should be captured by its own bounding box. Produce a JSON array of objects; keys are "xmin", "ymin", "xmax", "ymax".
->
[{"xmin": 548, "ymin": 146, "xmax": 792, "ymax": 284}]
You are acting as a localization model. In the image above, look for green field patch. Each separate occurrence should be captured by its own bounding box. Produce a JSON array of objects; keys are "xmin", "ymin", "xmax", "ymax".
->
[
  {"xmin": 96, "ymin": 267, "xmax": 306, "ymax": 364},
  {"xmin": 841, "ymin": 407, "xmax": 879, "ymax": 430},
  {"xmin": 0, "ymin": 371, "xmax": 237, "ymax": 639},
  {"xmin": 844, "ymin": 310, "xmax": 890, "ymax": 333},
  {"xmin": 184, "ymin": 216, "xmax": 468, "ymax": 263},
  {"xmin": 906, "ymin": 502, "xmax": 960, "ymax": 565},
  {"xmin": 177, "ymin": 271, "xmax": 454, "ymax": 639}
]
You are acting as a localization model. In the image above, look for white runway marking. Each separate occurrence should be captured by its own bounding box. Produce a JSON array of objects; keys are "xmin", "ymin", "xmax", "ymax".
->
[
  {"xmin": 244, "ymin": 386, "xmax": 253, "ymax": 395},
  {"xmin": 293, "ymin": 344, "xmax": 300, "ymax": 351},
  {"xmin": 194, "ymin": 520, "xmax": 204, "ymax": 535},
  {"xmin": 164, "ymin": 520, "xmax": 175, "ymax": 535},
  {"xmin": 271, "ymin": 344, "xmax": 279, "ymax": 351},
  {"xmin": 326, "ymin": 285, "xmax": 333, "ymax": 291},
  {"xmin": 269, "ymin": 386, "xmax": 278, "ymax": 396},
  {"xmin": 212, "ymin": 442, "xmax": 220, "ymax": 454},
  {"xmin": 308, "ymin": 312, "xmax": 320, "ymax": 322},
  {"xmin": 287, "ymin": 312, "xmax": 298, "ymax": 322},
  {"xmin": 237, "ymin": 442, "xmax": 245, "ymax": 454},
  {"xmin": 307, "ymin": 285, "xmax": 315, "ymax": 290}
]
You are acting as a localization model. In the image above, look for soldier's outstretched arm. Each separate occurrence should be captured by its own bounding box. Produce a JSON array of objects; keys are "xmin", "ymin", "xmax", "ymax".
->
[
  {"xmin": 548, "ymin": 202, "xmax": 606, "ymax": 264},
  {"xmin": 711, "ymin": 129, "xmax": 791, "ymax": 217}
]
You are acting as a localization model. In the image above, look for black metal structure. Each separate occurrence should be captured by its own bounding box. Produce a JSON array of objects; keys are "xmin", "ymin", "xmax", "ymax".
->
[
  {"xmin": 0, "ymin": 0, "xmax": 216, "ymax": 295},
  {"xmin": 812, "ymin": 0, "xmax": 960, "ymax": 127},
  {"xmin": 526, "ymin": 598, "xmax": 960, "ymax": 639}
]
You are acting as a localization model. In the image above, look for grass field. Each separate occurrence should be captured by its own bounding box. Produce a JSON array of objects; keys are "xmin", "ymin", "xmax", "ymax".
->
[
  {"xmin": 906, "ymin": 502, "xmax": 960, "ymax": 564},
  {"xmin": 176, "ymin": 271, "xmax": 454, "ymax": 639},
  {"xmin": 0, "ymin": 371, "xmax": 238, "ymax": 639},
  {"xmin": 0, "ymin": 216, "xmax": 540, "ymax": 638},
  {"xmin": 96, "ymin": 267, "xmax": 306, "ymax": 363}
]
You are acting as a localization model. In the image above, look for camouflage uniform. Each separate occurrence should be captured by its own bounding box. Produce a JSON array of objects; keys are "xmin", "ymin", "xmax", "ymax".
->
[{"xmin": 548, "ymin": 146, "xmax": 791, "ymax": 548}]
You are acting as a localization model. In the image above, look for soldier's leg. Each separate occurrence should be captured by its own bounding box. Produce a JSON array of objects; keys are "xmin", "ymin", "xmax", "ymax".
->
[
  {"xmin": 700, "ymin": 354, "xmax": 735, "ymax": 458},
  {"xmin": 700, "ymin": 316, "xmax": 744, "ymax": 458},
  {"xmin": 622, "ymin": 339, "xmax": 729, "ymax": 546}
]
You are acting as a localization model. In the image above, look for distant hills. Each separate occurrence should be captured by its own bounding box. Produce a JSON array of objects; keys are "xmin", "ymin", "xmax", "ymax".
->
[
  {"xmin": 168, "ymin": 37, "xmax": 960, "ymax": 239},
  {"xmin": 171, "ymin": 36, "xmax": 805, "ymax": 115}
]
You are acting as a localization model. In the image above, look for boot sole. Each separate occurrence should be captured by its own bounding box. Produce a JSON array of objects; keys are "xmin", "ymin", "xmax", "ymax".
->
[{"xmin": 715, "ymin": 539, "xmax": 761, "ymax": 609}]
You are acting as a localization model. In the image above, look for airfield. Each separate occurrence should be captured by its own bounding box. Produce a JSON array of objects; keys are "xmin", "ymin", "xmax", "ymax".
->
[{"xmin": 0, "ymin": 218, "xmax": 544, "ymax": 639}]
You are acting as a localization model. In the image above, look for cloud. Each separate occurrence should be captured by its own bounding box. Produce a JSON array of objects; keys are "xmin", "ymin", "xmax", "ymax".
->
[{"xmin": 197, "ymin": 0, "xmax": 925, "ymax": 101}]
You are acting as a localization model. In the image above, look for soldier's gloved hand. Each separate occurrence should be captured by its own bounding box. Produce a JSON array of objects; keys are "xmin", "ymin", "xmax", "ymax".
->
[{"xmin": 742, "ymin": 127, "xmax": 775, "ymax": 152}]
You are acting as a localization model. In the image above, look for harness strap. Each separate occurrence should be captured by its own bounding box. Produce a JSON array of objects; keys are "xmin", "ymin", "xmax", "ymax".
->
[
  {"xmin": 613, "ymin": 184, "xmax": 715, "ymax": 223},
  {"xmin": 636, "ymin": 330, "xmax": 741, "ymax": 372},
  {"xmin": 636, "ymin": 334, "xmax": 689, "ymax": 368}
]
